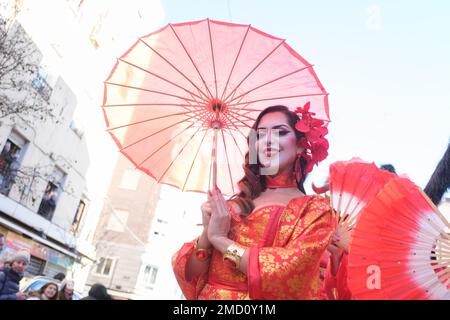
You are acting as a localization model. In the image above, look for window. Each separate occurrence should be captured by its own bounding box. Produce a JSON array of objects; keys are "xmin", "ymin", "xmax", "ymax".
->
[
  {"xmin": 95, "ymin": 257, "xmax": 115, "ymax": 276},
  {"xmin": 106, "ymin": 209, "xmax": 129, "ymax": 232},
  {"xmin": 119, "ymin": 169, "xmax": 141, "ymax": 190},
  {"xmin": 71, "ymin": 199, "xmax": 87, "ymax": 235},
  {"xmin": 70, "ymin": 120, "xmax": 85, "ymax": 139},
  {"xmin": 89, "ymin": 10, "xmax": 107, "ymax": 49},
  {"xmin": 142, "ymin": 265, "xmax": 158, "ymax": 286},
  {"xmin": 37, "ymin": 182, "xmax": 58, "ymax": 220},
  {"xmin": 25, "ymin": 256, "xmax": 46, "ymax": 278},
  {"xmin": 31, "ymin": 66, "xmax": 52, "ymax": 101},
  {"xmin": 0, "ymin": 139, "xmax": 22, "ymax": 196},
  {"xmin": 37, "ymin": 167, "xmax": 66, "ymax": 220},
  {"xmin": 152, "ymin": 218, "xmax": 168, "ymax": 240},
  {"xmin": 153, "ymin": 231, "xmax": 166, "ymax": 237}
]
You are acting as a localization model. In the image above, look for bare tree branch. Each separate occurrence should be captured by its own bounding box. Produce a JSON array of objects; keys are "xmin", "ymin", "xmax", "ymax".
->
[{"xmin": 0, "ymin": 2, "xmax": 56, "ymax": 124}]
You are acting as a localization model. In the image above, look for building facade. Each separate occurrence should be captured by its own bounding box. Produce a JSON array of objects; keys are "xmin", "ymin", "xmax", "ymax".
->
[
  {"xmin": 0, "ymin": 0, "xmax": 166, "ymax": 293},
  {"xmin": 0, "ymin": 20, "xmax": 91, "ymax": 276},
  {"xmin": 85, "ymin": 153, "xmax": 204, "ymax": 299},
  {"xmin": 85, "ymin": 154, "xmax": 162, "ymax": 299}
]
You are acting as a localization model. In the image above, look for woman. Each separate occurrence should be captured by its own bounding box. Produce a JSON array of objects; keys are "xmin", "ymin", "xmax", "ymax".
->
[
  {"xmin": 0, "ymin": 250, "xmax": 29, "ymax": 300},
  {"xmin": 172, "ymin": 105, "xmax": 335, "ymax": 300},
  {"xmin": 27, "ymin": 282, "xmax": 59, "ymax": 300},
  {"xmin": 58, "ymin": 278, "xmax": 74, "ymax": 300}
]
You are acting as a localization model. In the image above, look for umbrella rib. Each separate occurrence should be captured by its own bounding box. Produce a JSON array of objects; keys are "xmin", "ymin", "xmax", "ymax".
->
[
  {"xmin": 220, "ymin": 127, "xmax": 235, "ymax": 195},
  {"xmin": 226, "ymin": 109, "xmax": 256, "ymax": 122},
  {"xmin": 118, "ymin": 58, "xmax": 208, "ymax": 104},
  {"xmin": 119, "ymin": 110, "xmax": 204, "ymax": 151},
  {"xmin": 226, "ymin": 91, "xmax": 250, "ymax": 114},
  {"xmin": 226, "ymin": 65, "xmax": 314, "ymax": 106},
  {"xmin": 220, "ymin": 24, "xmax": 251, "ymax": 102},
  {"xmin": 192, "ymin": 110, "xmax": 213, "ymax": 126},
  {"xmin": 227, "ymin": 107, "xmax": 267, "ymax": 112},
  {"xmin": 138, "ymin": 122, "xmax": 197, "ymax": 167},
  {"xmin": 222, "ymin": 112, "xmax": 249, "ymax": 141},
  {"xmin": 139, "ymin": 38, "xmax": 211, "ymax": 101},
  {"xmin": 222, "ymin": 125, "xmax": 245, "ymax": 159},
  {"xmin": 185, "ymin": 115, "xmax": 208, "ymax": 125},
  {"xmin": 169, "ymin": 24, "xmax": 214, "ymax": 100},
  {"xmin": 182, "ymin": 124, "xmax": 211, "ymax": 191},
  {"xmin": 223, "ymin": 39, "xmax": 286, "ymax": 104},
  {"xmin": 105, "ymin": 81, "xmax": 200, "ymax": 104},
  {"xmin": 107, "ymin": 111, "xmax": 194, "ymax": 131},
  {"xmin": 157, "ymin": 116, "xmax": 211, "ymax": 184},
  {"xmin": 103, "ymin": 103, "xmax": 207, "ymax": 109},
  {"xmin": 227, "ymin": 92, "xmax": 329, "ymax": 107},
  {"xmin": 241, "ymin": 109, "xmax": 258, "ymax": 116},
  {"xmin": 207, "ymin": 19, "xmax": 218, "ymax": 98},
  {"xmin": 139, "ymin": 107, "xmax": 214, "ymax": 166},
  {"xmin": 208, "ymin": 127, "xmax": 213, "ymax": 192},
  {"xmin": 222, "ymin": 110, "xmax": 252, "ymax": 129}
]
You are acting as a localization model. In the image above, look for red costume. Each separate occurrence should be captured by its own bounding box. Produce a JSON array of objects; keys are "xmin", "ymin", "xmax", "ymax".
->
[{"xmin": 172, "ymin": 173, "xmax": 335, "ymax": 299}]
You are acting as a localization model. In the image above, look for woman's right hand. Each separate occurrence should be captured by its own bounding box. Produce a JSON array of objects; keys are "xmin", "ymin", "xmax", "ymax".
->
[
  {"xmin": 197, "ymin": 201, "xmax": 213, "ymax": 250},
  {"xmin": 185, "ymin": 202, "xmax": 213, "ymax": 281},
  {"xmin": 201, "ymin": 201, "xmax": 212, "ymax": 230}
]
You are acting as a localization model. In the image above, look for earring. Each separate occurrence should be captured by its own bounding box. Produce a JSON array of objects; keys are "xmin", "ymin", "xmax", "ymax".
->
[{"xmin": 294, "ymin": 154, "xmax": 303, "ymax": 182}]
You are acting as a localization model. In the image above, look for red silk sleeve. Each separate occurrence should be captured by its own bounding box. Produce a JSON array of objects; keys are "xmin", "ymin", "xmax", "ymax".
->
[
  {"xmin": 247, "ymin": 196, "xmax": 335, "ymax": 299},
  {"xmin": 172, "ymin": 240, "xmax": 208, "ymax": 300}
]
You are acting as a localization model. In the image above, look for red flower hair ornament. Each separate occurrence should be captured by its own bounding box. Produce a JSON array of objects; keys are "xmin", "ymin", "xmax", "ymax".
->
[{"xmin": 294, "ymin": 102, "xmax": 329, "ymax": 174}]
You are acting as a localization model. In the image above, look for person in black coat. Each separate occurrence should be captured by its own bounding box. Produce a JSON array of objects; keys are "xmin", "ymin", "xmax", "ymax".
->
[
  {"xmin": 81, "ymin": 283, "xmax": 113, "ymax": 300},
  {"xmin": 424, "ymin": 143, "xmax": 450, "ymax": 205},
  {"xmin": 0, "ymin": 250, "xmax": 30, "ymax": 300}
]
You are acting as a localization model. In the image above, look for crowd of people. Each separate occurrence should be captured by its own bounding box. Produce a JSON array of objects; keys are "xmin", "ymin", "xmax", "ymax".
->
[{"xmin": 0, "ymin": 244, "xmax": 113, "ymax": 300}]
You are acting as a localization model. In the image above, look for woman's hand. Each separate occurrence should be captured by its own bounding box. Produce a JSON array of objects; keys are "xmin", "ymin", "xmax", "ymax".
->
[
  {"xmin": 197, "ymin": 201, "xmax": 213, "ymax": 249},
  {"xmin": 207, "ymin": 188, "xmax": 231, "ymax": 246},
  {"xmin": 333, "ymin": 223, "xmax": 350, "ymax": 254},
  {"xmin": 327, "ymin": 231, "xmax": 345, "ymax": 276},
  {"xmin": 201, "ymin": 201, "xmax": 212, "ymax": 230}
]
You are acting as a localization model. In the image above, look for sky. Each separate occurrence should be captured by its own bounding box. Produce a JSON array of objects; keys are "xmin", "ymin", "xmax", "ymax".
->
[{"xmin": 159, "ymin": 0, "xmax": 450, "ymax": 191}]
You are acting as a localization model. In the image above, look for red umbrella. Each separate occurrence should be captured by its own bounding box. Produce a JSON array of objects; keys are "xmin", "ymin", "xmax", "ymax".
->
[{"xmin": 102, "ymin": 19, "xmax": 329, "ymax": 195}]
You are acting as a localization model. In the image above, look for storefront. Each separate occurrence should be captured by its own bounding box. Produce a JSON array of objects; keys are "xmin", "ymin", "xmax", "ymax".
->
[{"xmin": 0, "ymin": 227, "xmax": 75, "ymax": 277}]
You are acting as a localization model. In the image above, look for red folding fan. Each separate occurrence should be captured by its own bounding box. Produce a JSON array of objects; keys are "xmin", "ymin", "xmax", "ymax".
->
[
  {"xmin": 329, "ymin": 158, "xmax": 396, "ymax": 251},
  {"xmin": 347, "ymin": 176, "xmax": 450, "ymax": 300}
]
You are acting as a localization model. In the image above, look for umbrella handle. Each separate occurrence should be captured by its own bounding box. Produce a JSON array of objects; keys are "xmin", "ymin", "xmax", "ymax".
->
[{"xmin": 211, "ymin": 121, "xmax": 220, "ymax": 190}]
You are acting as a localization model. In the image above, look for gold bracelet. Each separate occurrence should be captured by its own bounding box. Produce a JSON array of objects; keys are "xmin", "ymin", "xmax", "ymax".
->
[
  {"xmin": 194, "ymin": 237, "xmax": 212, "ymax": 261},
  {"xmin": 222, "ymin": 242, "xmax": 246, "ymax": 269}
]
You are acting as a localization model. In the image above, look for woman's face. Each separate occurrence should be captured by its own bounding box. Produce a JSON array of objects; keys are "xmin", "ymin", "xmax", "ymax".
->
[
  {"xmin": 43, "ymin": 284, "xmax": 58, "ymax": 299},
  {"xmin": 11, "ymin": 260, "xmax": 27, "ymax": 274},
  {"xmin": 256, "ymin": 112, "xmax": 302, "ymax": 176},
  {"xmin": 64, "ymin": 282, "xmax": 74, "ymax": 296}
]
